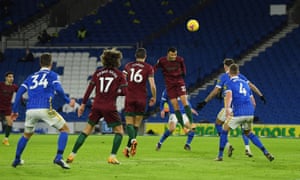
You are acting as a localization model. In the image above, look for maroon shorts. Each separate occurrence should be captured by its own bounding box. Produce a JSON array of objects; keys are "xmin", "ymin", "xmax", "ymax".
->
[
  {"xmin": 0, "ymin": 109, "xmax": 12, "ymax": 116},
  {"xmin": 166, "ymin": 82, "xmax": 187, "ymax": 99},
  {"xmin": 124, "ymin": 98, "xmax": 146, "ymax": 113},
  {"xmin": 88, "ymin": 107, "xmax": 122, "ymax": 127}
]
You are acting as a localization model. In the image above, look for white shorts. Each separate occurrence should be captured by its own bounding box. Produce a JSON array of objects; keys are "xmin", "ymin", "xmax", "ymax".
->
[
  {"xmin": 226, "ymin": 115, "xmax": 254, "ymax": 130},
  {"xmin": 24, "ymin": 109, "xmax": 66, "ymax": 133},
  {"xmin": 168, "ymin": 113, "xmax": 189, "ymax": 125},
  {"xmin": 217, "ymin": 108, "xmax": 232, "ymax": 122}
]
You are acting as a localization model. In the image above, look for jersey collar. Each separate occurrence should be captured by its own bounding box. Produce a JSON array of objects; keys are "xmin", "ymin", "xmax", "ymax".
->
[
  {"xmin": 40, "ymin": 67, "xmax": 50, "ymax": 71},
  {"xmin": 230, "ymin": 75, "xmax": 239, "ymax": 79}
]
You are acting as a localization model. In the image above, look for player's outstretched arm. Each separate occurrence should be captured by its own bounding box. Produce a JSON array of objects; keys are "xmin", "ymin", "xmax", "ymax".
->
[
  {"xmin": 160, "ymin": 110, "xmax": 166, "ymax": 119},
  {"xmin": 10, "ymin": 113, "xmax": 19, "ymax": 121},
  {"xmin": 197, "ymin": 87, "xmax": 221, "ymax": 110},
  {"xmin": 148, "ymin": 76, "xmax": 156, "ymax": 106},
  {"xmin": 78, "ymin": 104, "xmax": 86, "ymax": 117},
  {"xmin": 248, "ymin": 82, "xmax": 266, "ymax": 104},
  {"xmin": 191, "ymin": 108, "xmax": 199, "ymax": 116},
  {"xmin": 197, "ymin": 101, "xmax": 207, "ymax": 110}
]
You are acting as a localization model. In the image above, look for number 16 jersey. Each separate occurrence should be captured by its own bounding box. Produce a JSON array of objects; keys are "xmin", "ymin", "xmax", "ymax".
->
[{"xmin": 123, "ymin": 61, "xmax": 154, "ymax": 100}]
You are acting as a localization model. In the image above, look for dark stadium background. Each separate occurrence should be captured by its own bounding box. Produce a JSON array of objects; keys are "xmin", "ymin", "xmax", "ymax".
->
[{"xmin": 1, "ymin": 0, "xmax": 299, "ymax": 133}]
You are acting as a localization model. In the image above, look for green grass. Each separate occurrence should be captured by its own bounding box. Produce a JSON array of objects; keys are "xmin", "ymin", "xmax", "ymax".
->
[{"xmin": 1, "ymin": 134, "xmax": 299, "ymax": 180}]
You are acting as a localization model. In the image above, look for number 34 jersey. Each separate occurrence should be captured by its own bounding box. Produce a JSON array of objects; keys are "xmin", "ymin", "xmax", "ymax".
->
[
  {"xmin": 14, "ymin": 68, "xmax": 70, "ymax": 110},
  {"xmin": 123, "ymin": 61, "xmax": 154, "ymax": 100}
]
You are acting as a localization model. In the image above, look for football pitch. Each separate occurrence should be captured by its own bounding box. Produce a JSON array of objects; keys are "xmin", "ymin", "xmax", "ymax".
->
[{"xmin": 1, "ymin": 134, "xmax": 299, "ymax": 180}]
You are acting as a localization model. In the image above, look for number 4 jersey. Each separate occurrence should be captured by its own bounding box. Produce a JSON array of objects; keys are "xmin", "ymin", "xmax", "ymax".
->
[{"xmin": 223, "ymin": 76, "xmax": 254, "ymax": 116}]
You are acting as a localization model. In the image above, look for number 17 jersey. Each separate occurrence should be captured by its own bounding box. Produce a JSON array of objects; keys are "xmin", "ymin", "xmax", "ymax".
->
[{"xmin": 82, "ymin": 67, "xmax": 127, "ymax": 111}]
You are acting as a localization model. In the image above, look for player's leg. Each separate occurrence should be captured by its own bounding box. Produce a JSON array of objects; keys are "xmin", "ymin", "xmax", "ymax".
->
[
  {"xmin": 215, "ymin": 119, "xmax": 223, "ymax": 136},
  {"xmin": 243, "ymin": 120, "xmax": 274, "ymax": 161},
  {"xmin": 108, "ymin": 123, "xmax": 124, "ymax": 164},
  {"xmin": 156, "ymin": 114, "xmax": 176, "ymax": 151},
  {"xmin": 52, "ymin": 123, "xmax": 70, "ymax": 169},
  {"xmin": 216, "ymin": 123, "xmax": 230, "ymax": 161},
  {"xmin": 42, "ymin": 110, "xmax": 70, "ymax": 169},
  {"xmin": 216, "ymin": 108, "xmax": 235, "ymax": 156},
  {"xmin": 215, "ymin": 116, "xmax": 233, "ymax": 155},
  {"xmin": 55, "ymin": 123, "xmax": 69, "ymax": 159},
  {"xmin": 179, "ymin": 95, "xmax": 194, "ymax": 125},
  {"xmin": 0, "ymin": 114, "xmax": 5, "ymax": 134},
  {"xmin": 67, "ymin": 109, "xmax": 100, "ymax": 163},
  {"xmin": 216, "ymin": 117, "xmax": 239, "ymax": 161},
  {"xmin": 12, "ymin": 132, "xmax": 33, "ymax": 167},
  {"xmin": 12, "ymin": 111, "xmax": 36, "ymax": 168},
  {"xmin": 133, "ymin": 115, "xmax": 143, "ymax": 137},
  {"xmin": 183, "ymin": 114, "xmax": 194, "ymax": 151},
  {"xmin": 67, "ymin": 121, "xmax": 95, "ymax": 163},
  {"xmin": 123, "ymin": 115, "xmax": 135, "ymax": 157},
  {"xmin": 3, "ymin": 113, "xmax": 13, "ymax": 146},
  {"xmin": 170, "ymin": 98, "xmax": 184, "ymax": 127},
  {"xmin": 130, "ymin": 115, "xmax": 143, "ymax": 156},
  {"xmin": 241, "ymin": 125, "xmax": 252, "ymax": 157},
  {"xmin": 245, "ymin": 130, "xmax": 274, "ymax": 161},
  {"xmin": 107, "ymin": 111, "xmax": 124, "ymax": 164},
  {"xmin": 216, "ymin": 108, "xmax": 228, "ymax": 136}
]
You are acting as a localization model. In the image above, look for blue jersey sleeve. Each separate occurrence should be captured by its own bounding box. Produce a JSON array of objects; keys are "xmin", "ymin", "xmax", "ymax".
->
[
  {"xmin": 160, "ymin": 90, "xmax": 168, "ymax": 111},
  {"xmin": 216, "ymin": 73, "xmax": 228, "ymax": 89},
  {"xmin": 50, "ymin": 71, "xmax": 70, "ymax": 104},
  {"xmin": 53, "ymin": 82, "xmax": 70, "ymax": 104},
  {"xmin": 238, "ymin": 73, "xmax": 249, "ymax": 83},
  {"xmin": 12, "ymin": 85, "xmax": 27, "ymax": 113}
]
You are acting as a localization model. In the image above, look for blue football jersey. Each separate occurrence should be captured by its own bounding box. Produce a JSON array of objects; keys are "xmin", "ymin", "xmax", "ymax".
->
[
  {"xmin": 216, "ymin": 72, "xmax": 249, "ymax": 97},
  {"xmin": 224, "ymin": 76, "xmax": 254, "ymax": 116},
  {"xmin": 13, "ymin": 68, "xmax": 70, "ymax": 112}
]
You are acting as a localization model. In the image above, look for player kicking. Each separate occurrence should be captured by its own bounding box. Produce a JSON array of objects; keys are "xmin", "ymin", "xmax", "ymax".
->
[
  {"xmin": 215, "ymin": 64, "xmax": 274, "ymax": 161},
  {"xmin": 11, "ymin": 54, "xmax": 71, "ymax": 169},
  {"xmin": 66, "ymin": 48, "xmax": 127, "ymax": 165},
  {"xmin": 156, "ymin": 89, "xmax": 198, "ymax": 151},
  {"xmin": 122, "ymin": 48, "xmax": 156, "ymax": 158},
  {"xmin": 197, "ymin": 58, "xmax": 266, "ymax": 157}
]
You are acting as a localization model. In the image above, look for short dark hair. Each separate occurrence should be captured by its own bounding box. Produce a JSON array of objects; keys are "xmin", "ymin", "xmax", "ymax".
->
[
  {"xmin": 40, "ymin": 54, "xmax": 52, "ymax": 67},
  {"xmin": 135, "ymin": 48, "xmax": 147, "ymax": 59},
  {"xmin": 223, "ymin": 58, "xmax": 235, "ymax": 66},
  {"xmin": 229, "ymin": 63, "xmax": 239, "ymax": 75},
  {"xmin": 5, "ymin": 71, "xmax": 14, "ymax": 77},
  {"xmin": 167, "ymin": 47, "xmax": 177, "ymax": 53}
]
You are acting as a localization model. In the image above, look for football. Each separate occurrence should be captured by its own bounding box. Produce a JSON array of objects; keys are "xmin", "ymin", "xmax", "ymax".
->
[{"xmin": 186, "ymin": 19, "xmax": 199, "ymax": 32}]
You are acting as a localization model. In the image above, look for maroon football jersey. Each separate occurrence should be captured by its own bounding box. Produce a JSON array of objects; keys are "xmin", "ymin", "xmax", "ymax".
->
[
  {"xmin": 154, "ymin": 56, "xmax": 186, "ymax": 86},
  {"xmin": 82, "ymin": 67, "xmax": 127, "ymax": 111},
  {"xmin": 123, "ymin": 61, "xmax": 154, "ymax": 100},
  {"xmin": 0, "ymin": 82, "xmax": 18, "ymax": 110}
]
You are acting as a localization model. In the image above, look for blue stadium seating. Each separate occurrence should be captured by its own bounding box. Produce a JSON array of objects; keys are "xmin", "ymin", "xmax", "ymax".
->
[
  {"xmin": 49, "ymin": 0, "xmax": 291, "ymax": 97},
  {"xmin": 51, "ymin": 0, "xmax": 202, "ymax": 46},
  {"xmin": 189, "ymin": 25, "xmax": 300, "ymax": 124},
  {"xmin": 0, "ymin": 0, "xmax": 58, "ymax": 33},
  {"xmin": 2, "ymin": 0, "xmax": 297, "ymax": 124},
  {"xmin": 238, "ymin": 26, "xmax": 300, "ymax": 124}
]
